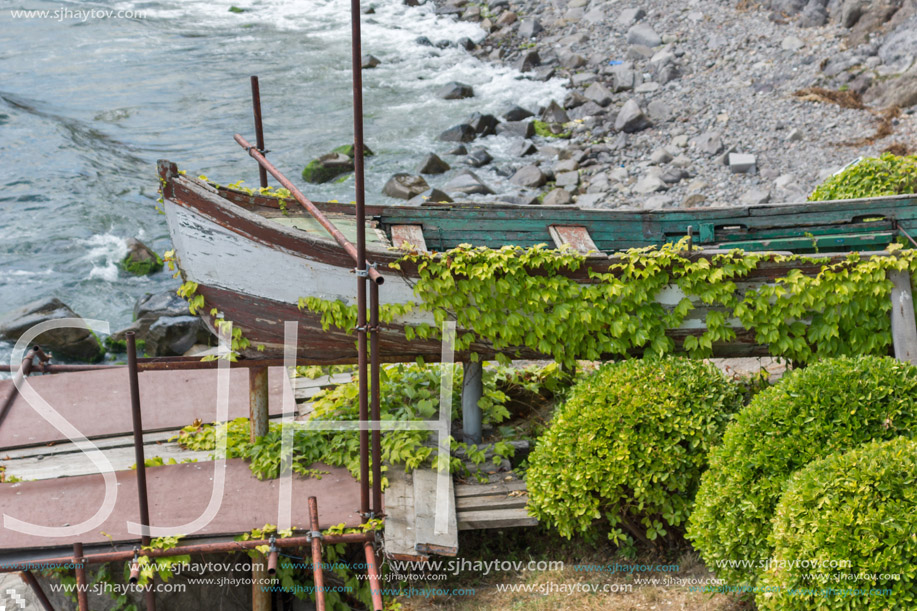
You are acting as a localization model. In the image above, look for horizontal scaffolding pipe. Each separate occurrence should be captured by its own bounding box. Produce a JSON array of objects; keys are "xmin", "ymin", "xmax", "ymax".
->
[
  {"xmin": 0, "ymin": 533, "xmax": 375, "ymax": 574},
  {"xmin": 233, "ymin": 134, "xmax": 384, "ymax": 286}
]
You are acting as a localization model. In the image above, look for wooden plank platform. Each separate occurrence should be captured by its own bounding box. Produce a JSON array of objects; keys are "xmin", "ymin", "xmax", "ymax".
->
[
  {"xmin": 455, "ymin": 476, "xmax": 536, "ymax": 531},
  {"xmin": 383, "ymin": 466, "xmax": 457, "ymax": 560},
  {"xmin": 0, "ymin": 367, "xmax": 292, "ymax": 449}
]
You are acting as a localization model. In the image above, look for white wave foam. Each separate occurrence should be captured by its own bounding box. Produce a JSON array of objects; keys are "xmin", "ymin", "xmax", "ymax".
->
[{"xmin": 82, "ymin": 233, "xmax": 129, "ymax": 282}]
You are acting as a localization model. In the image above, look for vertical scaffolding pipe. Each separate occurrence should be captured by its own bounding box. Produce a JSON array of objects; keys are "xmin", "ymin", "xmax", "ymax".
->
[
  {"xmin": 20, "ymin": 571, "xmax": 55, "ymax": 611},
  {"xmin": 350, "ymin": 0, "xmax": 370, "ymax": 518},
  {"xmin": 249, "ymin": 366, "xmax": 270, "ymax": 441},
  {"xmin": 370, "ymin": 281, "xmax": 382, "ymax": 516},
  {"xmin": 126, "ymin": 333, "xmax": 157, "ymax": 611},
  {"xmin": 462, "ymin": 361, "xmax": 483, "ymax": 444},
  {"xmin": 0, "ymin": 347, "xmax": 37, "ymax": 430},
  {"xmin": 250, "ymin": 75, "xmax": 268, "ymax": 189},
  {"xmin": 363, "ymin": 542, "xmax": 384, "ymax": 611},
  {"xmin": 73, "ymin": 543, "xmax": 89, "ymax": 611},
  {"xmin": 308, "ymin": 497, "xmax": 326, "ymax": 611},
  {"xmin": 251, "ymin": 558, "xmax": 271, "ymax": 611}
]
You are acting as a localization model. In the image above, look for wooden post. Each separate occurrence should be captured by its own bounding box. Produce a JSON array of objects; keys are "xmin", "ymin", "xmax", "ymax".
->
[
  {"xmin": 889, "ymin": 270, "xmax": 917, "ymax": 364},
  {"xmin": 252, "ymin": 557, "xmax": 271, "ymax": 611},
  {"xmin": 249, "ymin": 366, "xmax": 269, "ymax": 442},
  {"xmin": 462, "ymin": 361, "xmax": 483, "ymax": 445}
]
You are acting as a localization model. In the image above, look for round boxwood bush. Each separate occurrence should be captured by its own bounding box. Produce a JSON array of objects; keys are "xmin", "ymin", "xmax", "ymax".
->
[
  {"xmin": 526, "ymin": 357, "xmax": 743, "ymax": 548},
  {"xmin": 687, "ymin": 356, "xmax": 917, "ymax": 588},
  {"xmin": 809, "ymin": 153, "xmax": 917, "ymax": 201},
  {"xmin": 758, "ymin": 437, "xmax": 917, "ymax": 610}
]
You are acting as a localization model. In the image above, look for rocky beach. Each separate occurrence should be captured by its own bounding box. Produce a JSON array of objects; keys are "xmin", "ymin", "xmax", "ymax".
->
[{"xmin": 376, "ymin": 0, "xmax": 917, "ymax": 209}]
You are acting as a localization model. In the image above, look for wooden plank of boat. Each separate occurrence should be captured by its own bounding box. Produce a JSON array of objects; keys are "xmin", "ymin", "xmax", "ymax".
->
[
  {"xmin": 390, "ymin": 225, "xmax": 428, "ymax": 252},
  {"xmin": 548, "ymin": 225, "xmax": 601, "ymax": 256},
  {"xmin": 382, "ymin": 466, "xmax": 428, "ymax": 562},
  {"xmin": 412, "ymin": 468, "xmax": 458, "ymax": 556},
  {"xmin": 890, "ymin": 270, "xmax": 917, "ymax": 365}
]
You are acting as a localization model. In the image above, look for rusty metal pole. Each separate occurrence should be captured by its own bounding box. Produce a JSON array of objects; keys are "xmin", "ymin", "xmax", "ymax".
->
[
  {"xmin": 0, "ymin": 347, "xmax": 37, "ymax": 430},
  {"xmin": 126, "ymin": 333, "xmax": 157, "ymax": 611},
  {"xmin": 363, "ymin": 542, "xmax": 384, "ymax": 611},
  {"xmin": 252, "ymin": 556, "xmax": 271, "ymax": 611},
  {"xmin": 249, "ymin": 366, "xmax": 269, "ymax": 441},
  {"xmin": 250, "ymin": 75, "xmax": 269, "ymax": 189},
  {"xmin": 308, "ymin": 497, "xmax": 326, "ymax": 611},
  {"xmin": 73, "ymin": 543, "xmax": 89, "ymax": 611},
  {"xmin": 369, "ymin": 281, "xmax": 382, "ymax": 516},
  {"xmin": 20, "ymin": 571, "xmax": 55, "ymax": 611}
]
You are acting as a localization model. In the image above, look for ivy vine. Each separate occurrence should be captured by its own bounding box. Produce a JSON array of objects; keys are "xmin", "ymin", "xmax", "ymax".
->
[{"xmin": 299, "ymin": 240, "xmax": 917, "ymax": 367}]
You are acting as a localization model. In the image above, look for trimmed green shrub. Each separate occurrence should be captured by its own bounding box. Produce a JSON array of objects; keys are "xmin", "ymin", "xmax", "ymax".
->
[
  {"xmin": 809, "ymin": 153, "xmax": 917, "ymax": 201},
  {"xmin": 688, "ymin": 356, "xmax": 917, "ymax": 588},
  {"xmin": 527, "ymin": 358, "xmax": 743, "ymax": 549},
  {"xmin": 758, "ymin": 437, "xmax": 917, "ymax": 610}
]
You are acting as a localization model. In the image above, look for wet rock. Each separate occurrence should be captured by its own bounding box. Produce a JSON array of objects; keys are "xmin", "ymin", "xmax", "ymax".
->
[
  {"xmin": 0, "ymin": 297, "xmax": 105, "ymax": 362},
  {"xmin": 408, "ymin": 188, "xmax": 454, "ymax": 205},
  {"xmin": 510, "ymin": 164, "xmax": 547, "ymax": 188},
  {"xmin": 511, "ymin": 140, "xmax": 538, "ymax": 157},
  {"xmin": 627, "ymin": 23, "xmax": 662, "ymax": 48},
  {"xmin": 518, "ymin": 18, "xmax": 544, "ymax": 38},
  {"xmin": 302, "ymin": 152, "xmax": 354, "ymax": 183},
  {"xmin": 515, "ymin": 50, "xmax": 541, "ymax": 72},
  {"xmin": 362, "ymin": 54, "xmax": 381, "ymax": 69},
  {"xmin": 614, "ymin": 99, "xmax": 652, "ymax": 133},
  {"xmin": 383, "ymin": 174, "xmax": 430, "ymax": 199},
  {"xmin": 541, "ymin": 100, "xmax": 570, "ymax": 123},
  {"xmin": 584, "ymin": 82, "xmax": 613, "ymax": 107},
  {"xmin": 447, "ymin": 144, "xmax": 468, "ymax": 155},
  {"xmin": 503, "ymin": 105, "xmax": 534, "ymax": 122},
  {"xmin": 438, "ymin": 123, "xmax": 476, "ymax": 142},
  {"xmin": 457, "ymin": 37, "xmax": 476, "ymax": 51},
  {"xmin": 417, "ymin": 153, "xmax": 451, "ymax": 175},
  {"xmin": 728, "ymin": 153, "xmax": 757, "ymax": 173},
  {"xmin": 114, "ymin": 315, "xmax": 211, "ymax": 357},
  {"xmin": 443, "ymin": 171, "xmax": 495, "ymax": 195},
  {"xmin": 437, "ymin": 81, "xmax": 474, "ymax": 100},
  {"xmin": 468, "ymin": 113, "xmax": 499, "ymax": 136},
  {"xmin": 121, "ymin": 238, "xmax": 163, "ymax": 276},
  {"xmin": 543, "ymin": 188, "xmax": 573, "ymax": 205},
  {"xmin": 466, "ymin": 147, "xmax": 494, "ymax": 167},
  {"xmin": 415, "ymin": 36, "xmax": 434, "ymax": 46},
  {"xmin": 496, "ymin": 121, "xmax": 536, "ymax": 138}
]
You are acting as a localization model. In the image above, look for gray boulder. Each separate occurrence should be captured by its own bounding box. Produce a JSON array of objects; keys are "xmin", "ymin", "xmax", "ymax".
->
[
  {"xmin": 510, "ymin": 164, "xmax": 547, "ymax": 188},
  {"xmin": 541, "ymin": 100, "xmax": 570, "ymax": 123},
  {"xmin": 383, "ymin": 174, "xmax": 430, "ymax": 199},
  {"xmin": 468, "ymin": 113, "xmax": 500, "ymax": 136},
  {"xmin": 417, "ymin": 153, "xmax": 451, "ymax": 175},
  {"xmin": 503, "ymin": 106, "xmax": 534, "ymax": 121},
  {"xmin": 617, "ymin": 7, "xmax": 646, "ymax": 26},
  {"xmin": 134, "ymin": 291, "xmax": 189, "ymax": 321},
  {"xmin": 694, "ymin": 130, "xmax": 724, "ymax": 155},
  {"xmin": 362, "ymin": 54, "xmax": 381, "ymax": 69},
  {"xmin": 408, "ymin": 188, "xmax": 454, "ymax": 206},
  {"xmin": 614, "ymin": 99, "xmax": 652, "ymax": 133},
  {"xmin": 437, "ymin": 82, "xmax": 474, "ymax": 100},
  {"xmin": 515, "ymin": 50, "xmax": 541, "ymax": 72},
  {"xmin": 438, "ymin": 124, "xmax": 476, "ymax": 142},
  {"xmin": 443, "ymin": 171, "xmax": 495, "ymax": 195},
  {"xmin": 627, "ymin": 23, "xmax": 662, "ymax": 48},
  {"xmin": 466, "ymin": 147, "xmax": 494, "ymax": 167},
  {"xmin": 511, "ymin": 140, "xmax": 538, "ymax": 157},
  {"xmin": 0, "ymin": 297, "xmax": 105, "ymax": 362},
  {"xmin": 121, "ymin": 238, "xmax": 163, "ymax": 276},
  {"xmin": 518, "ymin": 18, "xmax": 544, "ymax": 38},
  {"xmin": 584, "ymin": 82, "xmax": 613, "ymax": 107},
  {"xmin": 496, "ymin": 121, "xmax": 536, "ymax": 138},
  {"xmin": 543, "ymin": 188, "xmax": 573, "ymax": 205}
]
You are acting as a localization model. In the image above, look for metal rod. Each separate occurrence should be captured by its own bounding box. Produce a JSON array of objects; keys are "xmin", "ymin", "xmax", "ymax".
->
[
  {"xmin": 309, "ymin": 497, "xmax": 326, "ymax": 611},
  {"xmin": 20, "ymin": 571, "xmax": 55, "ymax": 611},
  {"xmin": 370, "ymin": 281, "xmax": 382, "ymax": 516},
  {"xmin": 252, "ymin": 556, "xmax": 271, "ymax": 611},
  {"xmin": 0, "ymin": 363, "xmax": 119, "ymax": 373},
  {"xmin": 126, "ymin": 335, "xmax": 152, "ymax": 546},
  {"xmin": 250, "ymin": 76, "xmax": 269, "ymax": 189},
  {"xmin": 0, "ymin": 533, "xmax": 374, "ymax": 573},
  {"xmin": 358, "ymin": 274, "xmax": 370, "ymax": 517},
  {"xmin": 363, "ymin": 542, "xmax": 384, "ymax": 611},
  {"xmin": 73, "ymin": 543, "xmax": 89, "ymax": 611},
  {"xmin": 233, "ymin": 134, "xmax": 383, "ymax": 285},
  {"xmin": 249, "ymin": 366, "xmax": 269, "ymax": 441},
  {"xmin": 0, "ymin": 347, "xmax": 36, "ymax": 431}
]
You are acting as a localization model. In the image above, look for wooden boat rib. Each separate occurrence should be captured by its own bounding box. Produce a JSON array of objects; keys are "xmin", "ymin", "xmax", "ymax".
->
[{"xmin": 158, "ymin": 160, "xmax": 917, "ymax": 362}]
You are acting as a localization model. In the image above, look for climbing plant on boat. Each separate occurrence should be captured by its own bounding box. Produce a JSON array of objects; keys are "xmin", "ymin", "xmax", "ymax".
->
[{"xmin": 298, "ymin": 239, "xmax": 917, "ymax": 367}]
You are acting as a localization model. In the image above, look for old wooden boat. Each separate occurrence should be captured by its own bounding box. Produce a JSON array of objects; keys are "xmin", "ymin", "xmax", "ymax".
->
[{"xmin": 158, "ymin": 159, "xmax": 917, "ymax": 362}]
